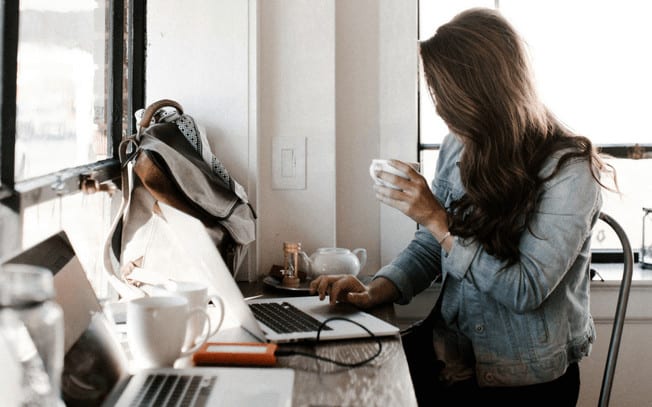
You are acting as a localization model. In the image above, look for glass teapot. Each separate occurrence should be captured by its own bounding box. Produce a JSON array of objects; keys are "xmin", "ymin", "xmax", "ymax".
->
[{"xmin": 300, "ymin": 248, "xmax": 367, "ymax": 277}]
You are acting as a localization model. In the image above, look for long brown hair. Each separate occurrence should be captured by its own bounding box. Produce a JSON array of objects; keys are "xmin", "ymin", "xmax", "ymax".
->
[{"xmin": 419, "ymin": 8, "xmax": 608, "ymax": 264}]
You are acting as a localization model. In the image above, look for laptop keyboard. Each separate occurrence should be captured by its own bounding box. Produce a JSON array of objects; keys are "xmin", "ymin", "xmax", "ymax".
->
[
  {"xmin": 130, "ymin": 373, "xmax": 216, "ymax": 407},
  {"xmin": 249, "ymin": 302, "xmax": 333, "ymax": 334}
]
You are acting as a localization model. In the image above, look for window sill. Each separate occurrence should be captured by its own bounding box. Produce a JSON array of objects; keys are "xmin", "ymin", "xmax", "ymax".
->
[{"xmin": 0, "ymin": 159, "xmax": 120, "ymax": 211}]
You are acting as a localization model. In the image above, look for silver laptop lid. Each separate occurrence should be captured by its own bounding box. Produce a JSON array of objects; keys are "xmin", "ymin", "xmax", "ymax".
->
[
  {"xmin": 157, "ymin": 202, "xmax": 399, "ymax": 343},
  {"xmin": 155, "ymin": 203, "xmax": 269, "ymax": 341}
]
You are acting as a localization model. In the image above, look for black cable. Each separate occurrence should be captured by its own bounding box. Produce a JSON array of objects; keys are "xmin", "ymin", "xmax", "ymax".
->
[{"xmin": 275, "ymin": 317, "xmax": 383, "ymax": 368}]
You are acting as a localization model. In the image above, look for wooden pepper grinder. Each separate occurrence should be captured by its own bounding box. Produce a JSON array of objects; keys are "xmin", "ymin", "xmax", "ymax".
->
[{"xmin": 282, "ymin": 242, "xmax": 301, "ymax": 287}]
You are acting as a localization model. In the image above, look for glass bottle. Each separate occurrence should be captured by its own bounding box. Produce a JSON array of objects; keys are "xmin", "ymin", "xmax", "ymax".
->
[
  {"xmin": 0, "ymin": 307, "xmax": 27, "ymax": 406},
  {"xmin": 0, "ymin": 264, "xmax": 64, "ymax": 406}
]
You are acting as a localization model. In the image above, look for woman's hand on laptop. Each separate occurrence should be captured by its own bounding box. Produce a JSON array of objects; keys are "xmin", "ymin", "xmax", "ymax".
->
[{"xmin": 310, "ymin": 276, "xmax": 399, "ymax": 309}]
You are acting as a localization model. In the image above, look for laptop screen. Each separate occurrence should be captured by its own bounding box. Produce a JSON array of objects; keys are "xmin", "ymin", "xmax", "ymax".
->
[{"xmin": 3, "ymin": 232, "xmax": 129, "ymax": 407}]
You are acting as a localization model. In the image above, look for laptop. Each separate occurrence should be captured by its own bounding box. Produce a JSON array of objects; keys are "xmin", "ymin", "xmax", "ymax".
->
[
  {"xmin": 2, "ymin": 232, "xmax": 294, "ymax": 407},
  {"xmin": 152, "ymin": 202, "xmax": 400, "ymax": 343}
]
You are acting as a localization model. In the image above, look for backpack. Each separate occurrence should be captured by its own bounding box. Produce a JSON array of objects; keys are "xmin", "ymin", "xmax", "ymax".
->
[{"xmin": 103, "ymin": 99, "xmax": 256, "ymax": 298}]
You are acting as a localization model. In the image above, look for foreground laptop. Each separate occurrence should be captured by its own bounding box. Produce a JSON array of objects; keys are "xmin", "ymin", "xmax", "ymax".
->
[
  {"xmin": 3, "ymin": 232, "xmax": 294, "ymax": 407},
  {"xmin": 155, "ymin": 202, "xmax": 400, "ymax": 343}
]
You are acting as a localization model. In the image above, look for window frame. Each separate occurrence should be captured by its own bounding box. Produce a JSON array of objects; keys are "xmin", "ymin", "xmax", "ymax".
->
[{"xmin": 0, "ymin": 0, "xmax": 146, "ymax": 212}]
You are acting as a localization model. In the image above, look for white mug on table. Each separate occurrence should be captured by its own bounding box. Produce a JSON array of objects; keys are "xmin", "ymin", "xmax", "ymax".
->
[
  {"xmin": 162, "ymin": 280, "xmax": 225, "ymax": 348},
  {"xmin": 127, "ymin": 296, "xmax": 211, "ymax": 368}
]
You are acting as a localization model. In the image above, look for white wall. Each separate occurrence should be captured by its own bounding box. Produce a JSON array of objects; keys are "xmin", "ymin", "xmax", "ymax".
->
[
  {"xmin": 258, "ymin": 0, "xmax": 337, "ymax": 275},
  {"xmin": 335, "ymin": 0, "xmax": 418, "ymax": 274},
  {"xmin": 377, "ymin": 1, "xmax": 419, "ymax": 265},
  {"xmin": 335, "ymin": 0, "xmax": 380, "ymax": 273},
  {"xmin": 147, "ymin": 0, "xmax": 418, "ymax": 279},
  {"xmin": 147, "ymin": 0, "xmax": 256, "ymax": 277}
]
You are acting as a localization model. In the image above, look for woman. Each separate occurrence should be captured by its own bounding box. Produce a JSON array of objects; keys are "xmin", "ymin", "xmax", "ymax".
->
[{"xmin": 310, "ymin": 8, "xmax": 610, "ymax": 406}]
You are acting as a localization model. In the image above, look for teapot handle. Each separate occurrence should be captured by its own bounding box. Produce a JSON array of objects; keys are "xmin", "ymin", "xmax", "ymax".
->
[
  {"xmin": 298, "ymin": 250, "xmax": 311, "ymax": 262},
  {"xmin": 352, "ymin": 248, "xmax": 367, "ymax": 271},
  {"xmin": 298, "ymin": 251, "xmax": 312, "ymax": 272}
]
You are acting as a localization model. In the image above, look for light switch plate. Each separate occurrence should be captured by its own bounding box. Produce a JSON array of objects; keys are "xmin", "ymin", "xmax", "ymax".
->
[{"xmin": 272, "ymin": 136, "xmax": 306, "ymax": 190}]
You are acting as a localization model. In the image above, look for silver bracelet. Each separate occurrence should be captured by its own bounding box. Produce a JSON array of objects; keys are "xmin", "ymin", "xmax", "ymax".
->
[{"xmin": 438, "ymin": 231, "xmax": 451, "ymax": 245}]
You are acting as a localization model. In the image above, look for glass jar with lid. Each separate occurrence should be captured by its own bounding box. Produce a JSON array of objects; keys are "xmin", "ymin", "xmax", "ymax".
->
[{"xmin": 282, "ymin": 242, "xmax": 301, "ymax": 287}]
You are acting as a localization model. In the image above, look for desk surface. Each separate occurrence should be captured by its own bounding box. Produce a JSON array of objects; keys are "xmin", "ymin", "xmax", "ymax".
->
[{"xmin": 237, "ymin": 280, "xmax": 418, "ymax": 407}]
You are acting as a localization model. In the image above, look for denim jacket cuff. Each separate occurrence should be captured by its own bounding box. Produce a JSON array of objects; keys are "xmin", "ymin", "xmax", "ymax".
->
[
  {"xmin": 442, "ymin": 237, "xmax": 480, "ymax": 280},
  {"xmin": 374, "ymin": 265, "xmax": 413, "ymax": 305}
]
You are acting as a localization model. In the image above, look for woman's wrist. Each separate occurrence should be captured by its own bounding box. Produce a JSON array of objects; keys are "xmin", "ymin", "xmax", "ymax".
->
[
  {"xmin": 437, "ymin": 231, "xmax": 452, "ymax": 245},
  {"xmin": 368, "ymin": 277, "xmax": 400, "ymax": 306},
  {"xmin": 421, "ymin": 207, "xmax": 453, "ymax": 251},
  {"xmin": 425, "ymin": 219, "xmax": 453, "ymax": 252},
  {"xmin": 424, "ymin": 216, "xmax": 449, "ymax": 243}
]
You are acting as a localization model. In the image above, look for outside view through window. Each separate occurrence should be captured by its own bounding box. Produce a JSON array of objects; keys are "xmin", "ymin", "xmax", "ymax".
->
[
  {"xmin": 16, "ymin": 0, "xmax": 108, "ymax": 181},
  {"xmin": 16, "ymin": 0, "xmax": 114, "ymax": 297},
  {"xmin": 419, "ymin": 0, "xmax": 652, "ymax": 253}
]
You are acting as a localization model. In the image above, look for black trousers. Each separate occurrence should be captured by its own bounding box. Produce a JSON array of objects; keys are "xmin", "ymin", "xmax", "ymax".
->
[{"xmin": 410, "ymin": 361, "xmax": 580, "ymax": 407}]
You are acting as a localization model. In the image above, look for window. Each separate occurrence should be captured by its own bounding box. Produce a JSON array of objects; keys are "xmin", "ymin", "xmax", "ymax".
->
[
  {"xmin": 418, "ymin": 1, "xmax": 652, "ymax": 256},
  {"xmin": 0, "ymin": 0, "xmax": 146, "ymax": 297},
  {"xmin": 16, "ymin": 1, "xmax": 109, "ymax": 181}
]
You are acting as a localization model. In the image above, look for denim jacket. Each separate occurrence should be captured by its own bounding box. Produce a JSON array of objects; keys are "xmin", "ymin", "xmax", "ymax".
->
[{"xmin": 376, "ymin": 133, "xmax": 601, "ymax": 387}]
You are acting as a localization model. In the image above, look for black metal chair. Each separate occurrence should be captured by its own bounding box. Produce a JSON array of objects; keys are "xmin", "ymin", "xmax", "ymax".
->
[{"xmin": 596, "ymin": 212, "xmax": 634, "ymax": 407}]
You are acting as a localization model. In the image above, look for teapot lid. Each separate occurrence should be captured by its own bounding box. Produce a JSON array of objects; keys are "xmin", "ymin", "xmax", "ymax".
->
[{"xmin": 315, "ymin": 247, "xmax": 349, "ymax": 253}]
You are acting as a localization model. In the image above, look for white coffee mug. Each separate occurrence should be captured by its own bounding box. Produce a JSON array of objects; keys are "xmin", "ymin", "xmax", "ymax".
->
[
  {"xmin": 163, "ymin": 280, "xmax": 225, "ymax": 347},
  {"xmin": 127, "ymin": 296, "xmax": 211, "ymax": 368},
  {"xmin": 369, "ymin": 159, "xmax": 420, "ymax": 190}
]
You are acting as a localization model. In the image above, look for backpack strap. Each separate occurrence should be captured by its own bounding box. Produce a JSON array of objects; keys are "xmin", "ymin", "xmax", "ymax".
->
[
  {"xmin": 102, "ymin": 135, "xmax": 147, "ymax": 299},
  {"xmin": 138, "ymin": 99, "xmax": 184, "ymax": 130},
  {"xmin": 103, "ymin": 99, "xmax": 185, "ymax": 299}
]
